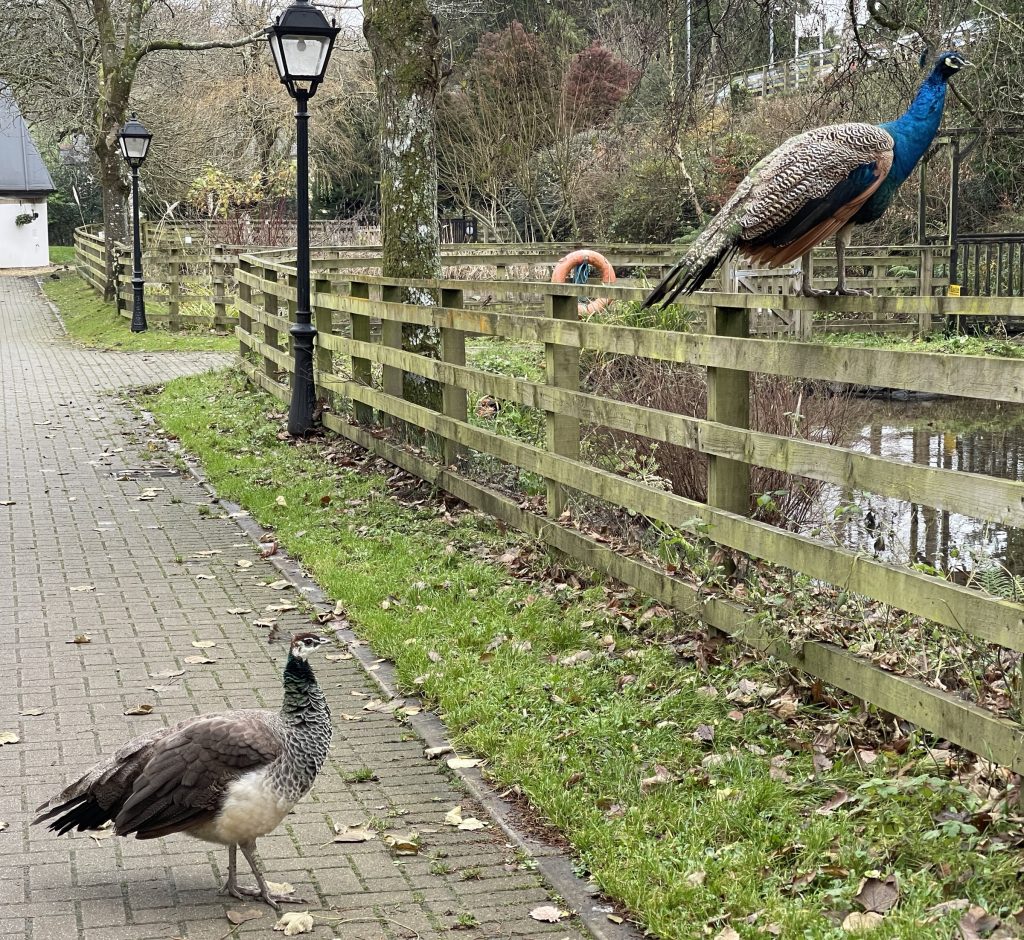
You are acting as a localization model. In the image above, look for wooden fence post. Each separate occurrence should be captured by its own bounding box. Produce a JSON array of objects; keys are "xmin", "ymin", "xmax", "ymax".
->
[
  {"xmin": 707, "ymin": 303, "xmax": 751, "ymax": 516},
  {"xmin": 380, "ymin": 285, "xmax": 405, "ymax": 431},
  {"xmin": 349, "ymin": 280, "xmax": 374, "ymax": 425},
  {"xmin": 918, "ymin": 247, "xmax": 934, "ymax": 335},
  {"xmin": 262, "ymin": 268, "xmax": 281, "ymax": 383},
  {"xmin": 237, "ymin": 257, "xmax": 252, "ymax": 361},
  {"xmin": 212, "ymin": 245, "xmax": 227, "ymax": 327},
  {"xmin": 313, "ymin": 274, "xmax": 332, "ymax": 400},
  {"xmin": 544, "ymin": 293, "xmax": 580, "ymax": 519},
  {"xmin": 166, "ymin": 246, "xmax": 182, "ymax": 330},
  {"xmin": 285, "ymin": 272, "xmax": 298, "ymax": 387},
  {"xmin": 440, "ymin": 287, "xmax": 467, "ymax": 465},
  {"xmin": 114, "ymin": 249, "xmax": 127, "ymax": 319}
]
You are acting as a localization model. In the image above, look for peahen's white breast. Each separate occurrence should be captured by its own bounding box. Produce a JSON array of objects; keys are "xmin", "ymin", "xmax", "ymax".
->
[{"xmin": 189, "ymin": 768, "xmax": 293, "ymax": 845}]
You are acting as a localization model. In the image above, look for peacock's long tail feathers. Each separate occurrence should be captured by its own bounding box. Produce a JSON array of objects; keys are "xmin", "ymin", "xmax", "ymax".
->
[{"xmin": 642, "ymin": 216, "xmax": 740, "ymax": 308}]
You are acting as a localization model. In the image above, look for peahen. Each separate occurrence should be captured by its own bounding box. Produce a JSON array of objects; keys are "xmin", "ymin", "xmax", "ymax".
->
[
  {"xmin": 644, "ymin": 51, "xmax": 968, "ymax": 306},
  {"xmin": 34, "ymin": 632, "xmax": 333, "ymax": 909}
]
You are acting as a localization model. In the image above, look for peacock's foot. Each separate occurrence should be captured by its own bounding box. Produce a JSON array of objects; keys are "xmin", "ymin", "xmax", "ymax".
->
[
  {"xmin": 800, "ymin": 285, "xmax": 830, "ymax": 297},
  {"xmin": 221, "ymin": 883, "xmax": 307, "ymax": 910},
  {"xmin": 830, "ymin": 287, "xmax": 872, "ymax": 296}
]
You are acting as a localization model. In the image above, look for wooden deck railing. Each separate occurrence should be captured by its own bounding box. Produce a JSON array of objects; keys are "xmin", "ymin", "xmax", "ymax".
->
[{"xmin": 234, "ymin": 247, "xmax": 1024, "ymax": 773}]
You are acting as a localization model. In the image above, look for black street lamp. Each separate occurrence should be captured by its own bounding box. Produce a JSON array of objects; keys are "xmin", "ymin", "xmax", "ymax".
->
[
  {"xmin": 268, "ymin": 0, "xmax": 339, "ymax": 435},
  {"xmin": 118, "ymin": 114, "xmax": 152, "ymax": 333}
]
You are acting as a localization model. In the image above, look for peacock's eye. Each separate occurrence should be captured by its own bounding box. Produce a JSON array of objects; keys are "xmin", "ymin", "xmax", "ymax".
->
[{"xmin": 944, "ymin": 56, "xmax": 959, "ymax": 68}]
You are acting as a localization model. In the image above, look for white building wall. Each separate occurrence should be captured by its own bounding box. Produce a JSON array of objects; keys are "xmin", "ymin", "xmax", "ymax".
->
[{"xmin": 0, "ymin": 196, "xmax": 49, "ymax": 267}]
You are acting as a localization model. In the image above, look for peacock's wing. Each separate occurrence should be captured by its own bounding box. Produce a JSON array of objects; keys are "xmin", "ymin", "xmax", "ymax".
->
[
  {"xmin": 642, "ymin": 122, "xmax": 894, "ymax": 308},
  {"xmin": 112, "ymin": 712, "xmax": 284, "ymax": 839},
  {"xmin": 737, "ymin": 123, "xmax": 894, "ymax": 266}
]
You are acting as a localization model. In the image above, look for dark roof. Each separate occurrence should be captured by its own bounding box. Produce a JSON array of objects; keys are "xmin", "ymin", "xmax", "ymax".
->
[{"xmin": 0, "ymin": 86, "xmax": 54, "ymax": 197}]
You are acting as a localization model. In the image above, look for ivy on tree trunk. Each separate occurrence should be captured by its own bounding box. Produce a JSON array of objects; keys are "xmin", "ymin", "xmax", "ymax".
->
[{"xmin": 363, "ymin": 0, "xmax": 443, "ymax": 411}]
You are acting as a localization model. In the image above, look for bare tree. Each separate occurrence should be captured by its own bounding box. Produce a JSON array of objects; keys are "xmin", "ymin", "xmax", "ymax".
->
[{"xmin": 0, "ymin": 0, "xmax": 261, "ymax": 295}]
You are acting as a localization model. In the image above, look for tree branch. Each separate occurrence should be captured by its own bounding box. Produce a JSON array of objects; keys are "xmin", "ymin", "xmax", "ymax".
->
[{"xmin": 132, "ymin": 30, "xmax": 263, "ymax": 64}]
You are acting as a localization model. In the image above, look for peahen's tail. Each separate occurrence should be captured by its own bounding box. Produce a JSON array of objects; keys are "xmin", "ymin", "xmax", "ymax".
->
[{"xmin": 642, "ymin": 217, "xmax": 739, "ymax": 309}]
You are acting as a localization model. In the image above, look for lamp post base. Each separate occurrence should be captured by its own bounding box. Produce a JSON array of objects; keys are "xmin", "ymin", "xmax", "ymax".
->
[
  {"xmin": 130, "ymin": 276, "xmax": 147, "ymax": 333},
  {"xmin": 288, "ymin": 319, "xmax": 318, "ymax": 436}
]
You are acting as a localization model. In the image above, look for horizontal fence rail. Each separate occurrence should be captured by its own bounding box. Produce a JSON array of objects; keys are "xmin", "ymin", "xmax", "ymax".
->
[
  {"xmin": 77, "ymin": 226, "xmax": 999, "ymax": 336},
  {"xmin": 235, "ymin": 247, "xmax": 1024, "ymax": 774}
]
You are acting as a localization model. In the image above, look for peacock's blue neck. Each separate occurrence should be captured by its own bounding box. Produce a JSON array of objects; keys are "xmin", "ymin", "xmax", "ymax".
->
[
  {"xmin": 878, "ymin": 71, "xmax": 948, "ymax": 184},
  {"xmin": 855, "ymin": 70, "xmax": 949, "ymax": 224}
]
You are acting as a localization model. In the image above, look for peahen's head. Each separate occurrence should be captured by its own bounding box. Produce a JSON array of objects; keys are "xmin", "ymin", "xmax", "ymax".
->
[
  {"xmin": 931, "ymin": 50, "xmax": 969, "ymax": 80},
  {"xmin": 289, "ymin": 632, "xmax": 331, "ymax": 661}
]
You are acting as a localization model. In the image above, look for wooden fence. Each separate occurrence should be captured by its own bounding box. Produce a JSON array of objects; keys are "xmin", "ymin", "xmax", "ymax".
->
[
  {"xmin": 234, "ymin": 248, "xmax": 1024, "ymax": 773},
  {"xmin": 75, "ymin": 224, "xmax": 960, "ymax": 334}
]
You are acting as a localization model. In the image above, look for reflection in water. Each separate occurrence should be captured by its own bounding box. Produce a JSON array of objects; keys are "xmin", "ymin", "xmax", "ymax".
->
[{"xmin": 816, "ymin": 399, "xmax": 1024, "ymax": 578}]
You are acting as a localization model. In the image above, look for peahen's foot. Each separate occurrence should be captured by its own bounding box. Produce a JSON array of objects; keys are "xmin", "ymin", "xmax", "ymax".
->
[{"xmin": 221, "ymin": 882, "xmax": 307, "ymax": 910}]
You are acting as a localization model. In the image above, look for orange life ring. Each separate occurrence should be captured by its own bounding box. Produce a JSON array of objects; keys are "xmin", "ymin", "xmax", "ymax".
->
[{"xmin": 551, "ymin": 249, "xmax": 616, "ymax": 317}]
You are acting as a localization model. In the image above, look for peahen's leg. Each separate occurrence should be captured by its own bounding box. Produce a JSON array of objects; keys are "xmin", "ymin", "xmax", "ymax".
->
[
  {"xmin": 219, "ymin": 844, "xmax": 239, "ymax": 896},
  {"xmin": 831, "ymin": 227, "xmax": 871, "ymax": 296},
  {"xmin": 800, "ymin": 250, "xmax": 828, "ymax": 297},
  {"xmin": 232, "ymin": 840, "xmax": 306, "ymax": 910}
]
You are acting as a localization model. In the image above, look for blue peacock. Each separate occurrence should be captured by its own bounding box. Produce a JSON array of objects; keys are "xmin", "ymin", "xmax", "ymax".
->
[{"xmin": 644, "ymin": 51, "xmax": 968, "ymax": 306}]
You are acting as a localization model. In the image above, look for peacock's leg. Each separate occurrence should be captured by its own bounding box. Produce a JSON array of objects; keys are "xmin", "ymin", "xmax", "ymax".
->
[
  {"xmin": 800, "ymin": 250, "xmax": 828, "ymax": 297},
  {"xmin": 233, "ymin": 840, "xmax": 307, "ymax": 910},
  {"xmin": 831, "ymin": 227, "xmax": 871, "ymax": 296}
]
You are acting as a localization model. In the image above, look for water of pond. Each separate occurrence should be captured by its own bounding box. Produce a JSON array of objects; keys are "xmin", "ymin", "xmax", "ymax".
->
[{"xmin": 813, "ymin": 397, "xmax": 1024, "ymax": 578}]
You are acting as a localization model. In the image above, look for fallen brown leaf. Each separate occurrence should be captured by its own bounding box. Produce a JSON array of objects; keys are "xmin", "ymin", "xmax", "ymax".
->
[{"xmin": 854, "ymin": 874, "xmax": 899, "ymax": 914}]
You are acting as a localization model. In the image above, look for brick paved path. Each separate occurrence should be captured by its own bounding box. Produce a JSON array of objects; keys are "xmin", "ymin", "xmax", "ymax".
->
[{"xmin": 0, "ymin": 277, "xmax": 591, "ymax": 940}]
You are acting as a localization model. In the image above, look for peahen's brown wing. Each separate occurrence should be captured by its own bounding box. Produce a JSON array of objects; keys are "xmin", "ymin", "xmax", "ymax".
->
[{"xmin": 113, "ymin": 713, "xmax": 284, "ymax": 839}]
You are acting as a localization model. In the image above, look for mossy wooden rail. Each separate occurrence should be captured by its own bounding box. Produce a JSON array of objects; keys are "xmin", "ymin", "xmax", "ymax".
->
[
  {"xmin": 76, "ymin": 226, "xmax": 960, "ymax": 334},
  {"xmin": 235, "ymin": 249, "xmax": 1024, "ymax": 773}
]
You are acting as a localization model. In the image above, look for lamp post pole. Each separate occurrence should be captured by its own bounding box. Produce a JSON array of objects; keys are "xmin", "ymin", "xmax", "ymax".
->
[
  {"xmin": 129, "ymin": 162, "xmax": 147, "ymax": 333},
  {"xmin": 289, "ymin": 89, "xmax": 315, "ymax": 435},
  {"xmin": 118, "ymin": 113, "xmax": 152, "ymax": 332},
  {"xmin": 267, "ymin": 0, "xmax": 338, "ymax": 437}
]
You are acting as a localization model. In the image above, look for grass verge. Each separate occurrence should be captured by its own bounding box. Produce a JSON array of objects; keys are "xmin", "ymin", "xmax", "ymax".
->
[
  {"xmin": 148, "ymin": 368, "xmax": 1024, "ymax": 940},
  {"xmin": 43, "ymin": 270, "xmax": 235, "ymax": 353},
  {"xmin": 49, "ymin": 245, "xmax": 76, "ymax": 265}
]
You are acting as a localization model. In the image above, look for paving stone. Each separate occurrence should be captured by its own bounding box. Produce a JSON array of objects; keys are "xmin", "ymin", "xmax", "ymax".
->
[{"xmin": 0, "ymin": 274, "xmax": 592, "ymax": 938}]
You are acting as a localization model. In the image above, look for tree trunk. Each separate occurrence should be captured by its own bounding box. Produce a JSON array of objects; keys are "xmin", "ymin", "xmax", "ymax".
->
[
  {"xmin": 363, "ymin": 0, "xmax": 442, "ymax": 410},
  {"xmin": 96, "ymin": 136, "xmax": 129, "ymax": 301}
]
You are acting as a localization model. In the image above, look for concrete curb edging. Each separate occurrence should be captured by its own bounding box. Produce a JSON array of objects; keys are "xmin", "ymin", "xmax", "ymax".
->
[{"xmin": 161, "ymin": 434, "xmax": 646, "ymax": 940}]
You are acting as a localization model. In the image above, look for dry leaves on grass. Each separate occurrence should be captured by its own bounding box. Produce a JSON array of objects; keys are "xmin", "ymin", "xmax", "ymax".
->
[
  {"xmin": 640, "ymin": 764, "xmax": 678, "ymax": 792},
  {"xmin": 842, "ymin": 911, "xmax": 884, "ymax": 933},
  {"xmin": 853, "ymin": 874, "xmax": 899, "ymax": 914},
  {"xmin": 958, "ymin": 906, "xmax": 1002, "ymax": 940},
  {"xmin": 816, "ymin": 789, "xmax": 852, "ymax": 815}
]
